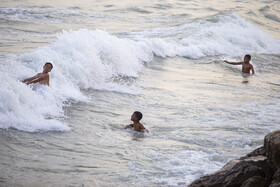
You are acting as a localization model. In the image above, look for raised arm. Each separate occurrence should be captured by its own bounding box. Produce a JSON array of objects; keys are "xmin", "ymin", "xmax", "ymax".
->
[{"xmin": 224, "ymin": 60, "xmax": 243, "ymax": 65}]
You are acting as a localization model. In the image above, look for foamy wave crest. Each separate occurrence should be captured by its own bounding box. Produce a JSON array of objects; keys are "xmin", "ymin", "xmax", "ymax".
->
[
  {"xmin": 128, "ymin": 13, "xmax": 280, "ymax": 58},
  {"xmin": 0, "ymin": 72, "xmax": 70, "ymax": 132},
  {"xmin": 0, "ymin": 29, "xmax": 151, "ymax": 132}
]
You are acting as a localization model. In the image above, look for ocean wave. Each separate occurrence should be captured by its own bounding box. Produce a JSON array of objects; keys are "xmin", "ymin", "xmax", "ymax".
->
[
  {"xmin": 127, "ymin": 13, "xmax": 280, "ymax": 58},
  {"xmin": 0, "ymin": 29, "xmax": 148, "ymax": 132},
  {"xmin": 1, "ymin": 13, "xmax": 279, "ymax": 132},
  {"xmin": 0, "ymin": 72, "xmax": 70, "ymax": 132},
  {"xmin": 0, "ymin": 7, "xmax": 82, "ymax": 23}
]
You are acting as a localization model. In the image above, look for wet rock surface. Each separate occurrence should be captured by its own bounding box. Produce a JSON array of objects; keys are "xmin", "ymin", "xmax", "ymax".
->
[{"xmin": 189, "ymin": 131, "xmax": 280, "ymax": 187}]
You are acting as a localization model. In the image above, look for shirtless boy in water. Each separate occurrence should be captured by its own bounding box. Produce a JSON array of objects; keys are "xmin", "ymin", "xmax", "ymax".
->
[
  {"xmin": 125, "ymin": 111, "xmax": 149, "ymax": 133},
  {"xmin": 224, "ymin": 54, "xmax": 255, "ymax": 75},
  {"xmin": 22, "ymin": 62, "xmax": 53, "ymax": 86}
]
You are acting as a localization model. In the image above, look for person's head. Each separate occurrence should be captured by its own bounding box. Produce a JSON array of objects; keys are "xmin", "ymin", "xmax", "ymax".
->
[
  {"xmin": 43, "ymin": 62, "xmax": 53, "ymax": 73},
  {"xmin": 131, "ymin": 111, "xmax": 143, "ymax": 122},
  {"xmin": 244, "ymin": 54, "xmax": 251, "ymax": 63}
]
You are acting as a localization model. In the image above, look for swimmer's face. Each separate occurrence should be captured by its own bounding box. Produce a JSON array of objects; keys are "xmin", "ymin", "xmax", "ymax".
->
[
  {"xmin": 131, "ymin": 113, "xmax": 137, "ymax": 121},
  {"xmin": 43, "ymin": 64, "xmax": 52, "ymax": 73},
  {"xmin": 244, "ymin": 57, "xmax": 250, "ymax": 63}
]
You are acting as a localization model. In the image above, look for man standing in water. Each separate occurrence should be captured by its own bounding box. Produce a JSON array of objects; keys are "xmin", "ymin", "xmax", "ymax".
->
[
  {"xmin": 224, "ymin": 54, "xmax": 255, "ymax": 75},
  {"xmin": 22, "ymin": 62, "xmax": 53, "ymax": 86}
]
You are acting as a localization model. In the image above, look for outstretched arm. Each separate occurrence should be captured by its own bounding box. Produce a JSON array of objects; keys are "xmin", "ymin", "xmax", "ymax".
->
[
  {"xmin": 26, "ymin": 74, "xmax": 49, "ymax": 85},
  {"xmin": 224, "ymin": 60, "xmax": 242, "ymax": 65},
  {"xmin": 22, "ymin": 74, "xmax": 38, "ymax": 83}
]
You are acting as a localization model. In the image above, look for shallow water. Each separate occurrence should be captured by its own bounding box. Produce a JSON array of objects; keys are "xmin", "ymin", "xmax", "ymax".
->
[{"xmin": 1, "ymin": 0, "xmax": 280, "ymax": 186}]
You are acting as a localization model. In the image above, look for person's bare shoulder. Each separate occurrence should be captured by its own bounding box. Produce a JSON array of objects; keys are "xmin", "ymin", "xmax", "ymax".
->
[
  {"xmin": 139, "ymin": 122, "xmax": 144, "ymax": 128},
  {"xmin": 39, "ymin": 73, "xmax": 49, "ymax": 79},
  {"xmin": 140, "ymin": 123, "xmax": 148, "ymax": 130}
]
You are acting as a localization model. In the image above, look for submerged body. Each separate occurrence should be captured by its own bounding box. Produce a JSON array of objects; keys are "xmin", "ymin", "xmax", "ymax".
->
[
  {"xmin": 125, "ymin": 111, "xmax": 149, "ymax": 133},
  {"xmin": 126, "ymin": 122, "xmax": 149, "ymax": 133}
]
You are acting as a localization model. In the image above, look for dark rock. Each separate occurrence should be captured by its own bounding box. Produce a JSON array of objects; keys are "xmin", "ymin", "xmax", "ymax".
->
[
  {"xmin": 264, "ymin": 131, "xmax": 280, "ymax": 172},
  {"xmin": 245, "ymin": 147, "xmax": 266, "ymax": 158},
  {"xmin": 270, "ymin": 168, "xmax": 280, "ymax": 187},
  {"xmin": 189, "ymin": 156, "xmax": 266, "ymax": 187},
  {"xmin": 243, "ymin": 147, "xmax": 273, "ymax": 180},
  {"xmin": 189, "ymin": 131, "xmax": 280, "ymax": 187},
  {"xmin": 241, "ymin": 176, "xmax": 270, "ymax": 187}
]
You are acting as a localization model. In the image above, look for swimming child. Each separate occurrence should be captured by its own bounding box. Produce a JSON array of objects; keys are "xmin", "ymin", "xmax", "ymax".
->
[
  {"xmin": 22, "ymin": 62, "xmax": 53, "ymax": 86},
  {"xmin": 224, "ymin": 54, "xmax": 255, "ymax": 75},
  {"xmin": 125, "ymin": 111, "xmax": 149, "ymax": 133}
]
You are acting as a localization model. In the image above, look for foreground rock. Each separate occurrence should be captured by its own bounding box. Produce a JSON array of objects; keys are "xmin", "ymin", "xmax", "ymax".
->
[
  {"xmin": 264, "ymin": 131, "xmax": 280, "ymax": 172},
  {"xmin": 189, "ymin": 130, "xmax": 280, "ymax": 187},
  {"xmin": 241, "ymin": 176, "xmax": 270, "ymax": 187},
  {"xmin": 270, "ymin": 169, "xmax": 280, "ymax": 187},
  {"xmin": 189, "ymin": 152, "xmax": 267, "ymax": 187}
]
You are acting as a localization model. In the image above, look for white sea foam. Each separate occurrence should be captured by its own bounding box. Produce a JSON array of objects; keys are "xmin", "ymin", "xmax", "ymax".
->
[
  {"xmin": 127, "ymin": 149, "xmax": 225, "ymax": 186},
  {"xmin": 0, "ymin": 72, "xmax": 70, "ymax": 132},
  {"xmin": 0, "ymin": 29, "xmax": 149, "ymax": 132},
  {"xmin": 1, "ymin": 13, "xmax": 279, "ymax": 132},
  {"xmin": 127, "ymin": 13, "xmax": 280, "ymax": 58}
]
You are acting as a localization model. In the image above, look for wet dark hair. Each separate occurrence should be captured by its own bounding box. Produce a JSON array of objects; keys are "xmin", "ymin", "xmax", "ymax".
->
[
  {"xmin": 44, "ymin": 62, "xmax": 53, "ymax": 69},
  {"xmin": 134, "ymin": 111, "xmax": 143, "ymax": 121},
  {"xmin": 244, "ymin": 54, "xmax": 251, "ymax": 60}
]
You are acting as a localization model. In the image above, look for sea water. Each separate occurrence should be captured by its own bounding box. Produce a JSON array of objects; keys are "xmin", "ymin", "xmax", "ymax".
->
[{"xmin": 0, "ymin": 0, "xmax": 280, "ymax": 186}]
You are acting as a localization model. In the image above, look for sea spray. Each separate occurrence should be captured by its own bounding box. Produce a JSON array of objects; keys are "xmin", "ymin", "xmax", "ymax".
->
[
  {"xmin": 0, "ymin": 29, "xmax": 151, "ymax": 132},
  {"xmin": 0, "ymin": 73, "xmax": 70, "ymax": 132}
]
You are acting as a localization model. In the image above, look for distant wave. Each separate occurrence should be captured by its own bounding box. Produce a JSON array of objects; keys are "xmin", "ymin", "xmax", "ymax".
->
[
  {"xmin": 0, "ymin": 7, "xmax": 108, "ymax": 23},
  {"xmin": 126, "ymin": 13, "xmax": 280, "ymax": 58}
]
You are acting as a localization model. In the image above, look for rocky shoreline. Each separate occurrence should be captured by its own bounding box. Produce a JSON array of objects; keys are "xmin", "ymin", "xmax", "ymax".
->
[{"xmin": 189, "ymin": 131, "xmax": 280, "ymax": 187}]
